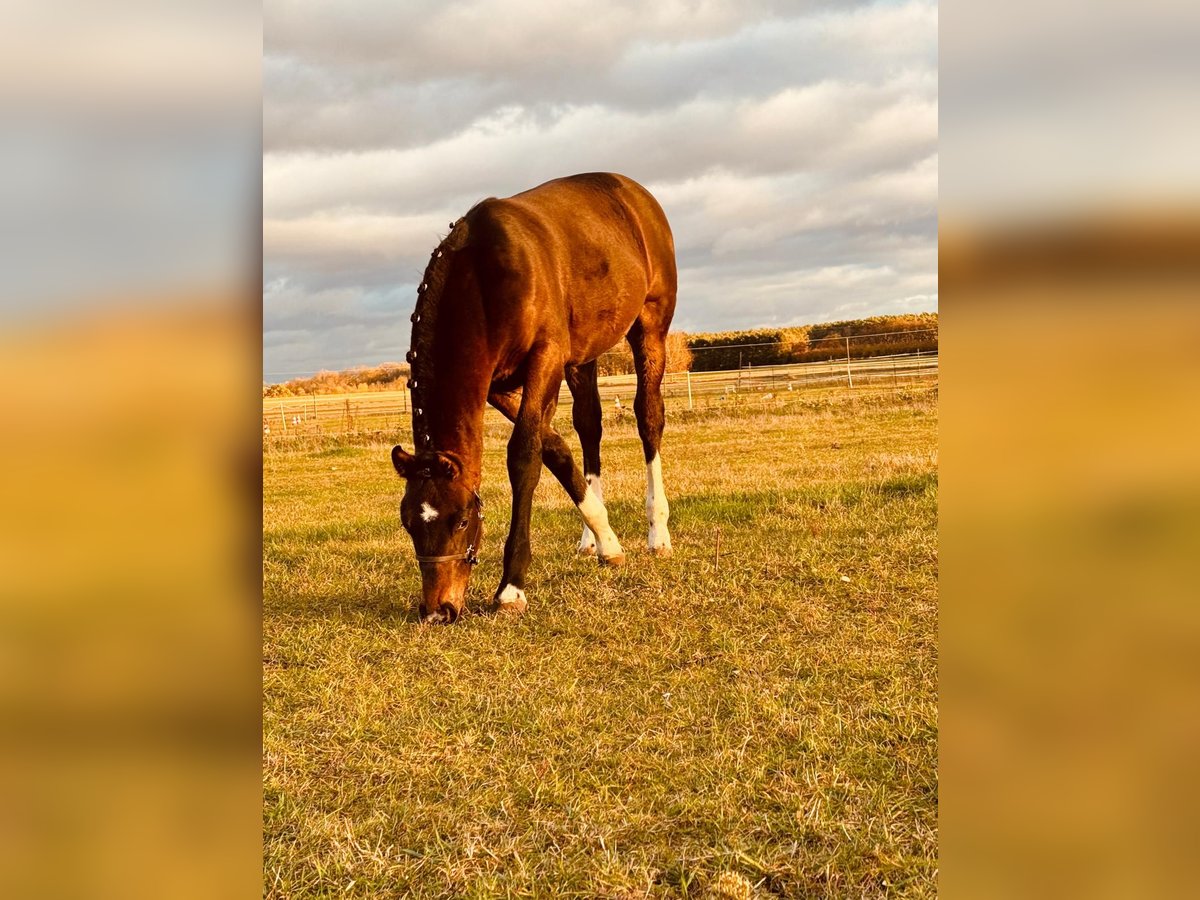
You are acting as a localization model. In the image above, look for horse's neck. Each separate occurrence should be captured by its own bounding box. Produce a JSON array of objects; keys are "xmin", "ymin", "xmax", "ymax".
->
[
  {"xmin": 410, "ymin": 243, "xmax": 489, "ymax": 486},
  {"xmin": 421, "ymin": 364, "xmax": 488, "ymax": 487}
]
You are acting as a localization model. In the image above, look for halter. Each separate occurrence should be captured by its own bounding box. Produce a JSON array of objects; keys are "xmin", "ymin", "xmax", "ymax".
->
[{"xmin": 413, "ymin": 490, "xmax": 484, "ymax": 567}]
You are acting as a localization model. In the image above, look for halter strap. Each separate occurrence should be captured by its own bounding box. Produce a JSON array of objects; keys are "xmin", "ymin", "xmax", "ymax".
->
[{"xmin": 414, "ymin": 490, "xmax": 484, "ymax": 567}]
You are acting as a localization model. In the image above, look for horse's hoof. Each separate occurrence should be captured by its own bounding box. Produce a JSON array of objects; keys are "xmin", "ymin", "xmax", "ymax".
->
[
  {"xmin": 598, "ymin": 552, "xmax": 626, "ymax": 567},
  {"xmin": 495, "ymin": 596, "xmax": 528, "ymax": 616},
  {"xmin": 576, "ymin": 543, "xmax": 597, "ymax": 557},
  {"xmin": 650, "ymin": 544, "xmax": 673, "ymax": 558},
  {"xmin": 493, "ymin": 585, "xmax": 528, "ymax": 616}
]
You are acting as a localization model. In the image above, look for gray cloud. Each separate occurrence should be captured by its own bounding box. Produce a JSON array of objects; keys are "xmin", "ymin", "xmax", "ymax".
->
[{"xmin": 264, "ymin": 0, "xmax": 937, "ymax": 379}]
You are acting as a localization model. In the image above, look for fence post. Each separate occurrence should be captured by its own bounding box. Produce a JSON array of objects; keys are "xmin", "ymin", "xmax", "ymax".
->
[
  {"xmin": 686, "ymin": 369, "xmax": 693, "ymax": 410},
  {"xmin": 845, "ymin": 336, "xmax": 853, "ymax": 389},
  {"xmin": 280, "ymin": 404, "xmax": 287, "ymax": 434}
]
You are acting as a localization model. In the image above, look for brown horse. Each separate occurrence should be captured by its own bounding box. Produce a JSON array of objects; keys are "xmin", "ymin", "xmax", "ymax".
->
[{"xmin": 390, "ymin": 172, "xmax": 676, "ymax": 623}]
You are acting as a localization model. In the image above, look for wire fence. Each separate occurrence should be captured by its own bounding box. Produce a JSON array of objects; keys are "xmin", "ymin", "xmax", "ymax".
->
[
  {"xmin": 262, "ymin": 328, "xmax": 939, "ymax": 385},
  {"xmin": 263, "ymin": 348, "xmax": 938, "ymax": 442},
  {"xmin": 631, "ymin": 326, "xmax": 938, "ymax": 374}
]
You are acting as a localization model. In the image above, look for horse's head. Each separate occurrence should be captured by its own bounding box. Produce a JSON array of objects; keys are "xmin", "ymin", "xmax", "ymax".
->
[{"xmin": 391, "ymin": 445, "xmax": 484, "ymax": 624}]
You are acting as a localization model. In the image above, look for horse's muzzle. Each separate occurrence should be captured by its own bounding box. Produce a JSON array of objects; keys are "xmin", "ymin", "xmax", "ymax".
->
[{"xmin": 419, "ymin": 600, "xmax": 461, "ymax": 625}]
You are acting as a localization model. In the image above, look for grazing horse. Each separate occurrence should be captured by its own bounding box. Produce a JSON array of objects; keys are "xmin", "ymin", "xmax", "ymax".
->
[{"xmin": 390, "ymin": 172, "xmax": 677, "ymax": 623}]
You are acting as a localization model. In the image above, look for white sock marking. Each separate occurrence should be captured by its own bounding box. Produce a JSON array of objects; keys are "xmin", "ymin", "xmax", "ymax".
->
[
  {"xmin": 577, "ymin": 479, "xmax": 623, "ymax": 559},
  {"xmin": 498, "ymin": 584, "xmax": 526, "ymax": 605},
  {"xmin": 420, "ymin": 502, "xmax": 439, "ymax": 522},
  {"xmin": 577, "ymin": 474, "xmax": 601, "ymax": 552},
  {"xmin": 646, "ymin": 453, "xmax": 672, "ymax": 551}
]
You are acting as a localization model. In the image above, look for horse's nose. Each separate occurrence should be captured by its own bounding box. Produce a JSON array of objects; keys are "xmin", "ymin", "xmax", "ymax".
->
[{"xmin": 420, "ymin": 602, "xmax": 460, "ymax": 625}]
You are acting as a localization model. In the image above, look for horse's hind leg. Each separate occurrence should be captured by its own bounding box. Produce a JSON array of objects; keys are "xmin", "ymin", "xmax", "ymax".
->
[
  {"xmin": 490, "ymin": 368, "xmax": 623, "ymax": 571},
  {"xmin": 566, "ymin": 362, "xmax": 605, "ymax": 556},
  {"xmin": 628, "ymin": 306, "xmax": 673, "ymax": 555}
]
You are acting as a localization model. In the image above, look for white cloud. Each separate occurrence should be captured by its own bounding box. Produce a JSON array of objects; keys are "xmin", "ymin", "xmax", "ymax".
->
[{"xmin": 263, "ymin": 0, "xmax": 938, "ymax": 378}]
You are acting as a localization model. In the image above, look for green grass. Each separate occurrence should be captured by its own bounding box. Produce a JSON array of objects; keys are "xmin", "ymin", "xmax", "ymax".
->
[{"xmin": 264, "ymin": 389, "xmax": 938, "ymax": 898}]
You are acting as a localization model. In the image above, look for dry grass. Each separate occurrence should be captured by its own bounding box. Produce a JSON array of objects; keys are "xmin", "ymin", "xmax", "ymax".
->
[{"xmin": 264, "ymin": 388, "xmax": 938, "ymax": 898}]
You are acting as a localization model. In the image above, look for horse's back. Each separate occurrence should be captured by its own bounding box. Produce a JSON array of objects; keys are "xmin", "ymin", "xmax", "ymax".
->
[
  {"xmin": 464, "ymin": 174, "xmax": 675, "ymax": 365},
  {"xmin": 471, "ymin": 174, "xmax": 673, "ymax": 285}
]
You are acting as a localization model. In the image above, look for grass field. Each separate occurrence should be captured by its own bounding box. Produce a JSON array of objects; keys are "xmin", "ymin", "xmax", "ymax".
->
[{"xmin": 263, "ymin": 387, "xmax": 938, "ymax": 898}]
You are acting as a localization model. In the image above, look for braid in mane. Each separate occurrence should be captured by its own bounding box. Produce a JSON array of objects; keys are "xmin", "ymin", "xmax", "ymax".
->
[{"xmin": 406, "ymin": 217, "xmax": 469, "ymax": 449}]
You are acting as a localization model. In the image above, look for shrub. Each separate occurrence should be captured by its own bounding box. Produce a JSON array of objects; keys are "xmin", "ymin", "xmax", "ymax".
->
[{"xmin": 263, "ymin": 362, "xmax": 410, "ymax": 397}]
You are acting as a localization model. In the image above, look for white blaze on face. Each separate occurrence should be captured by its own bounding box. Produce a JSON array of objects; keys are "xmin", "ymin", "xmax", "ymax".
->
[
  {"xmin": 576, "ymin": 477, "xmax": 623, "ymax": 559},
  {"xmin": 646, "ymin": 453, "xmax": 671, "ymax": 551},
  {"xmin": 577, "ymin": 473, "xmax": 601, "ymax": 553},
  {"xmin": 419, "ymin": 501, "xmax": 439, "ymax": 523}
]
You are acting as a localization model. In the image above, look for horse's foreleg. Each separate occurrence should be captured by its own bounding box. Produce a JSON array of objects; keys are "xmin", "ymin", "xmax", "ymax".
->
[
  {"xmin": 542, "ymin": 426, "xmax": 624, "ymax": 567},
  {"xmin": 565, "ymin": 362, "xmax": 607, "ymax": 557},
  {"xmin": 492, "ymin": 373, "xmax": 623, "ymax": 566},
  {"xmin": 495, "ymin": 348, "xmax": 561, "ymax": 614}
]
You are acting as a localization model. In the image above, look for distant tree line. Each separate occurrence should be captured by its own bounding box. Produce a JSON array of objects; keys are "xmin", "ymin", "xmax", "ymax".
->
[
  {"xmin": 263, "ymin": 313, "xmax": 938, "ymax": 395},
  {"xmin": 263, "ymin": 362, "xmax": 409, "ymax": 397},
  {"xmin": 598, "ymin": 312, "xmax": 938, "ymax": 375},
  {"xmin": 791, "ymin": 313, "xmax": 938, "ymax": 364},
  {"xmin": 594, "ymin": 332, "xmax": 694, "ymax": 377}
]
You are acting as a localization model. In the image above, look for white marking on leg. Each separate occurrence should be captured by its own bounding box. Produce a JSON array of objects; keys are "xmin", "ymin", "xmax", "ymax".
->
[
  {"xmin": 419, "ymin": 502, "xmax": 439, "ymax": 522},
  {"xmin": 577, "ymin": 479, "xmax": 623, "ymax": 560},
  {"xmin": 646, "ymin": 453, "xmax": 672, "ymax": 552},
  {"xmin": 577, "ymin": 474, "xmax": 601, "ymax": 554},
  {"xmin": 498, "ymin": 584, "xmax": 526, "ymax": 606}
]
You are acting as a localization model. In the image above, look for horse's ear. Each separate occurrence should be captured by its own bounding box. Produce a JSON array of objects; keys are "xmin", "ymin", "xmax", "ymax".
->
[
  {"xmin": 435, "ymin": 453, "xmax": 461, "ymax": 481},
  {"xmin": 391, "ymin": 445, "xmax": 414, "ymax": 478}
]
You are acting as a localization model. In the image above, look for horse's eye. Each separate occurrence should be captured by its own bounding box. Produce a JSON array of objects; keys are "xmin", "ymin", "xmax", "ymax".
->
[{"xmin": 457, "ymin": 518, "xmax": 468, "ymax": 530}]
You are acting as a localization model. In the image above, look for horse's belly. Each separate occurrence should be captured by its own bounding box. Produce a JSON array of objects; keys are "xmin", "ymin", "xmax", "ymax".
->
[{"xmin": 566, "ymin": 277, "xmax": 645, "ymax": 363}]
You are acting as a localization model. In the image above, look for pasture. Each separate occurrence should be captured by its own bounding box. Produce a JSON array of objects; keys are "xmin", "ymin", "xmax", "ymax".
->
[
  {"xmin": 262, "ymin": 353, "xmax": 939, "ymax": 440},
  {"xmin": 263, "ymin": 387, "xmax": 938, "ymax": 898}
]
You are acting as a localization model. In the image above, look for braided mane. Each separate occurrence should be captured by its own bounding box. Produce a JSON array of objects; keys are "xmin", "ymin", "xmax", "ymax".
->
[{"xmin": 407, "ymin": 216, "xmax": 472, "ymax": 449}]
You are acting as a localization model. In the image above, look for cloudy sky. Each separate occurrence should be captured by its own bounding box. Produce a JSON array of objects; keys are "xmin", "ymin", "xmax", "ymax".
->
[{"xmin": 263, "ymin": 0, "xmax": 937, "ymax": 380}]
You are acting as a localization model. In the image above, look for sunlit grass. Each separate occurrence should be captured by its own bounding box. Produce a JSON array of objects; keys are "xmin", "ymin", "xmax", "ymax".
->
[{"xmin": 264, "ymin": 389, "xmax": 938, "ymax": 898}]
